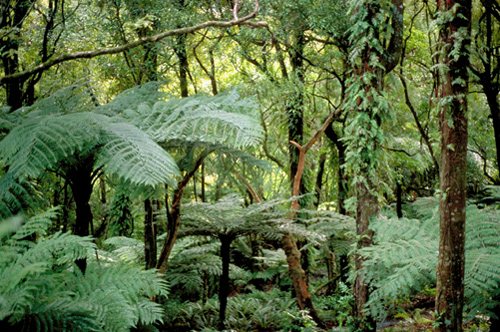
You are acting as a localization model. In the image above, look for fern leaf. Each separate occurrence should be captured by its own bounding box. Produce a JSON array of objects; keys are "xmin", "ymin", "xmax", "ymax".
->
[
  {"xmin": 121, "ymin": 90, "xmax": 264, "ymax": 149},
  {"xmin": 0, "ymin": 113, "xmax": 105, "ymax": 178},
  {"xmin": 96, "ymin": 81, "xmax": 169, "ymax": 117},
  {"xmin": 21, "ymin": 80, "xmax": 96, "ymax": 117},
  {"xmin": 97, "ymin": 122, "xmax": 180, "ymax": 187},
  {"xmin": 0, "ymin": 173, "xmax": 34, "ymax": 219},
  {"xmin": 10, "ymin": 207, "xmax": 60, "ymax": 241}
]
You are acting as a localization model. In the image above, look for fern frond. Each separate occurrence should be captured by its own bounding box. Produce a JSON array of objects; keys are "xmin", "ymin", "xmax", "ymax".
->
[
  {"xmin": 0, "ymin": 113, "xmax": 106, "ymax": 178},
  {"xmin": 104, "ymin": 236, "xmax": 144, "ymax": 264},
  {"xmin": 21, "ymin": 80, "xmax": 95, "ymax": 117},
  {"xmin": 10, "ymin": 207, "xmax": 60, "ymax": 241},
  {"xmin": 0, "ymin": 213, "xmax": 167, "ymax": 332},
  {"xmin": 0, "ymin": 173, "xmax": 34, "ymax": 219},
  {"xmin": 122, "ymin": 90, "xmax": 263, "ymax": 149},
  {"xmin": 0, "ymin": 111, "xmax": 180, "ymax": 190},
  {"xmin": 96, "ymin": 81, "xmax": 169, "ymax": 117},
  {"xmin": 98, "ymin": 122, "xmax": 180, "ymax": 187},
  {"xmin": 361, "ymin": 199, "xmax": 500, "ymax": 321},
  {"xmin": 10, "ymin": 299, "xmax": 101, "ymax": 332}
]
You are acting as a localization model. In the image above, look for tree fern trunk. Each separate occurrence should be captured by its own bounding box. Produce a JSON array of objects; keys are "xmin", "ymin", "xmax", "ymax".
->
[
  {"xmin": 144, "ymin": 198, "xmax": 157, "ymax": 270},
  {"xmin": 434, "ymin": 1, "xmax": 471, "ymax": 331},
  {"xmin": 66, "ymin": 160, "xmax": 95, "ymax": 273},
  {"xmin": 218, "ymin": 234, "xmax": 233, "ymax": 330}
]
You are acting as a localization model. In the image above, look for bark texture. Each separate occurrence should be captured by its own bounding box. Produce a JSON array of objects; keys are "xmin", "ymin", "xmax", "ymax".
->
[
  {"xmin": 353, "ymin": 179, "xmax": 377, "ymax": 332},
  {"xmin": 434, "ymin": 0, "xmax": 471, "ymax": 331}
]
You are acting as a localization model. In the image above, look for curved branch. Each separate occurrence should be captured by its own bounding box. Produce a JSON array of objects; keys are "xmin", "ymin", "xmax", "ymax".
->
[{"xmin": 0, "ymin": 1, "xmax": 266, "ymax": 85}]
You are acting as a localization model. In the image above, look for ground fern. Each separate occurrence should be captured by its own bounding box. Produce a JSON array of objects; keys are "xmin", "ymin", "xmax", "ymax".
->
[
  {"xmin": 361, "ymin": 197, "xmax": 500, "ymax": 321},
  {"xmin": 0, "ymin": 211, "xmax": 168, "ymax": 332}
]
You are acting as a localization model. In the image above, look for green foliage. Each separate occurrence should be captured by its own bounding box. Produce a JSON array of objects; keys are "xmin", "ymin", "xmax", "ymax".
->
[
  {"xmin": 166, "ymin": 237, "xmax": 222, "ymax": 299},
  {"xmin": 120, "ymin": 88, "xmax": 264, "ymax": 150},
  {"xmin": 0, "ymin": 112, "xmax": 180, "ymax": 187},
  {"xmin": 103, "ymin": 236, "xmax": 145, "ymax": 265},
  {"xmin": 180, "ymin": 195, "xmax": 337, "ymax": 243},
  {"xmin": 359, "ymin": 196, "xmax": 500, "ymax": 321},
  {"xmin": 343, "ymin": 0, "xmax": 396, "ymax": 196},
  {"xmin": 0, "ymin": 211, "xmax": 168, "ymax": 332},
  {"xmin": 315, "ymin": 282, "xmax": 355, "ymax": 328},
  {"xmin": 0, "ymin": 173, "xmax": 33, "ymax": 219},
  {"xmin": 107, "ymin": 188, "xmax": 134, "ymax": 237},
  {"xmin": 95, "ymin": 81, "xmax": 170, "ymax": 116},
  {"xmin": 162, "ymin": 287, "xmax": 329, "ymax": 332}
]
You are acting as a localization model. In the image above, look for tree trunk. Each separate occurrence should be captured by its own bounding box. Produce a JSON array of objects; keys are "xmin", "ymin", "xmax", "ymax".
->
[
  {"xmin": 477, "ymin": 0, "xmax": 500, "ymax": 178},
  {"xmin": 434, "ymin": 1, "xmax": 471, "ymax": 331},
  {"xmin": 282, "ymin": 24, "xmax": 323, "ymax": 325},
  {"xmin": 175, "ymin": 33, "xmax": 189, "ymax": 98},
  {"xmin": 324, "ymin": 123, "xmax": 348, "ymax": 215},
  {"xmin": 1, "ymin": 0, "xmax": 32, "ymax": 111},
  {"xmin": 346, "ymin": 1, "xmax": 403, "ymax": 330},
  {"xmin": 144, "ymin": 198, "xmax": 157, "ymax": 270},
  {"xmin": 314, "ymin": 152, "xmax": 327, "ymax": 208},
  {"xmin": 282, "ymin": 234, "xmax": 323, "ymax": 327},
  {"xmin": 287, "ymin": 29, "xmax": 305, "ymax": 188},
  {"xmin": 66, "ymin": 159, "xmax": 95, "ymax": 273},
  {"xmin": 174, "ymin": 0, "xmax": 189, "ymax": 98},
  {"xmin": 353, "ymin": 179, "xmax": 377, "ymax": 332},
  {"xmin": 484, "ymin": 83, "xmax": 500, "ymax": 176},
  {"xmin": 325, "ymin": 249, "xmax": 339, "ymax": 295},
  {"xmin": 337, "ymin": 140, "xmax": 348, "ymax": 216},
  {"xmin": 156, "ymin": 154, "xmax": 205, "ymax": 274},
  {"xmin": 218, "ymin": 234, "xmax": 233, "ymax": 330},
  {"xmin": 396, "ymin": 181, "xmax": 403, "ymax": 218}
]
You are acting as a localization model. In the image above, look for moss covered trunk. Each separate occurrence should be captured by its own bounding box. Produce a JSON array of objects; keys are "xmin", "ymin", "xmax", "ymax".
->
[
  {"xmin": 282, "ymin": 234, "xmax": 322, "ymax": 325},
  {"xmin": 434, "ymin": 0, "xmax": 471, "ymax": 331}
]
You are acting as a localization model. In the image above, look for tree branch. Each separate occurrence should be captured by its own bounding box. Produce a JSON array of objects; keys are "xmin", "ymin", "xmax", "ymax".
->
[
  {"xmin": 0, "ymin": 1, "xmax": 266, "ymax": 84},
  {"xmin": 290, "ymin": 102, "xmax": 344, "ymax": 212},
  {"xmin": 399, "ymin": 74, "xmax": 440, "ymax": 171}
]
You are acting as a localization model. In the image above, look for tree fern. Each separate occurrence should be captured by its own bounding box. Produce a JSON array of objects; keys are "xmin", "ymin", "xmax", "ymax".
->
[
  {"xmin": 118, "ymin": 89, "xmax": 264, "ymax": 149},
  {"xmin": 359, "ymin": 197, "xmax": 500, "ymax": 321},
  {"xmin": 0, "ymin": 212, "xmax": 168, "ymax": 332},
  {"xmin": 0, "ymin": 173, "xmax": 33, "ymax": 219},
  {"xmin": 0, "ymin": 83, "xmax": 264, "ymax": 221},
  {"xmin": 0, "ymin": 112, "xmax": 180, "ymax": 188},
  {"xmin": 97, "ymin": 121, "xmax": 179, "ymax": 187},
  {"xmin": 19, "ymin": 80, "xmax": 96, "ymax": 117},
  {"xmin": 95, "ymin": 81, "xmax": 170, "ymax": 117}
]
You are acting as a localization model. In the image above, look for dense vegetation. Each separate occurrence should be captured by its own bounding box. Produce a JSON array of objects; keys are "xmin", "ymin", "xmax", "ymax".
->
[{"xmin": 1, "ymin": 0, "xmax": 500, "ymax": 331}]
